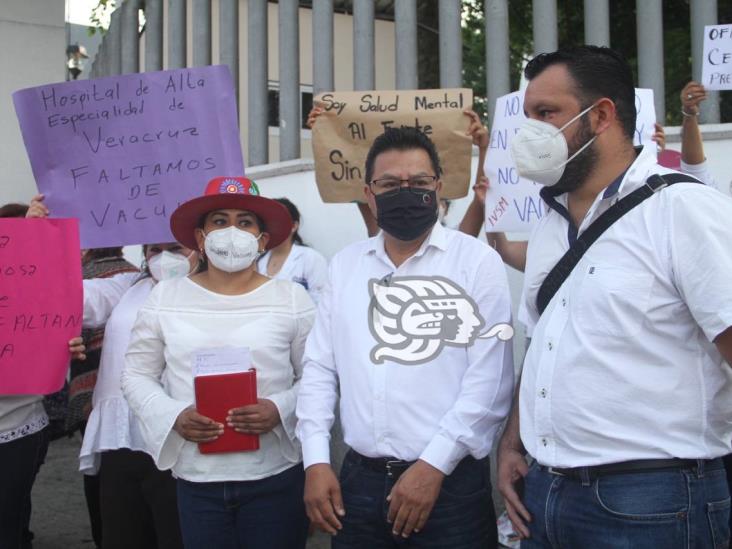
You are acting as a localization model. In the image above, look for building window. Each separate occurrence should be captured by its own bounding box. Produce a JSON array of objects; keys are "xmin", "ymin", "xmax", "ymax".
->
[{"xmin": 267, "ymin": 84, "xmax": 313, "ymax": 130}]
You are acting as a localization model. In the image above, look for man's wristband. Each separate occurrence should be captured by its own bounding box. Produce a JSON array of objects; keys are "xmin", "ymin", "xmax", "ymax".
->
[{"xmin": 681, "ymin": 107, "xmax": 700, "ymax": 118}]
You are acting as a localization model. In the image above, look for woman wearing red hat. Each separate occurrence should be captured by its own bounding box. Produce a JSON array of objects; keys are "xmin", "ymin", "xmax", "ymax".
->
[{"xmin": 122, "ymin": 177, "xmax": 315, "ymax": 549}]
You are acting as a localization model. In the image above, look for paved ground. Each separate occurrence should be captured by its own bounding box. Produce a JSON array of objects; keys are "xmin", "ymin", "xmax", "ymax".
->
[{"xmin": 29, "ymin": 435, "xmax": 330, "ymax": 549}]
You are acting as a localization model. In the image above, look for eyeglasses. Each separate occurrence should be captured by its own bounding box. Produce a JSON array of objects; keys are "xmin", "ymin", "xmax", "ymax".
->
[{"xmin": 369, "ymin": 175, "xmax": 439, "ymax": 196}]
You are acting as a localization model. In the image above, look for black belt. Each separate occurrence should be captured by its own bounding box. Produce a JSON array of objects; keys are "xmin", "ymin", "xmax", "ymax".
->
[
  {"xmin": 541, "ymin": 458, "xmax": 723, "ymax": 481},
  {"xmin": 347, "ymin": 450, "xmax": 415, "ymax": 478}
]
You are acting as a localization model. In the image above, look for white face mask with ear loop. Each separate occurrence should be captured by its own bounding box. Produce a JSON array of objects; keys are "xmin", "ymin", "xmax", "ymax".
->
[
  {"xmin": 203, "ymin": 226, "xmax": 262, "ymax": 273},
  {"xmin": 148, "ymin": 250, "xmax": 194, "ymax": 281},
  {"xmin": 510, "ymin": 103, "xmax": 598, "ymax": 187}
]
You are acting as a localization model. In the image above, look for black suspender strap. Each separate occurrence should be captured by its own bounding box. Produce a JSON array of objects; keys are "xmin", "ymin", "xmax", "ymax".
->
[{"xmin": 535, "ymin": 173, "xmax": 702, "ymax": 316}]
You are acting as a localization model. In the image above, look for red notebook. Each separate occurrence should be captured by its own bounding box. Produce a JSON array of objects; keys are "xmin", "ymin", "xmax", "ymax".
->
[{"xmin": 194, "ymin": 369, "xmax": 259, "ymax": 454}]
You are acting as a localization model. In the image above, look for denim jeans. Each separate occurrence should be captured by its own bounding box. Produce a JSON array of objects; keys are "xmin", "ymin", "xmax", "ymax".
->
[
  {"xmin": 522, "ymin": 459, "xmax": 731, "ymax": 549},
  {"xmin": 332, "ymin": 450, "xmax": 498, "ymax": 548},
  {"xmin": 176, "ymin": 464, "xmax": 308, "ymax": 549}
]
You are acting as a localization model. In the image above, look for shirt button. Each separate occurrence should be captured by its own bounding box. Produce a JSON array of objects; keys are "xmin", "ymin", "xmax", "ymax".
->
[
  {"xmin": 539, "ymin": 388, "xmax": 547, "ymax": 398},
  {"xmin": 547, "ymin": 342, "xmax": 553, "ymax": 351},
  {"xmin": 562, "ymin": 298, "xmax": 567, "ymax": 307},
  {"xmin": 541, "ymin": 438, "xmax": 548, "ymax": 447}
]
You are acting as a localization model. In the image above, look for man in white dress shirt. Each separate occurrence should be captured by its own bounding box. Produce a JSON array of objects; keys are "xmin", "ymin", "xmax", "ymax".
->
[
  {"xmin": 497, "ymin": 46, "xmax": 732, "ymax": 548},
  {"xmin": 296, "ymin": 127, "xmax": 514, "ymax": 547}
]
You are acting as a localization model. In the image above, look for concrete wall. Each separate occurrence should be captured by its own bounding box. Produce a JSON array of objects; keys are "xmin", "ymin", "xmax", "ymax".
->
[{"xmin": 0, "ymin": 0, "xmax": 65, "ymax": 204}]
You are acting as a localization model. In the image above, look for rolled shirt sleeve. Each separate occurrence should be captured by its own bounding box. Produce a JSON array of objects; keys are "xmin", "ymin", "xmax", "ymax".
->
[
  {"xmin": 83, "ymin": 272, "xmax": 138, "ymax": 328},
  {"xmin": 680, "ymin": 159, "xmax": 718, "ymax": 190}
]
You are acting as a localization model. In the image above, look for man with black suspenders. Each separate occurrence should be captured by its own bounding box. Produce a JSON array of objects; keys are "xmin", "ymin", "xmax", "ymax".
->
[{"xmin": 497, "ymin": 46, "xmax": 732, "ymax": 548}]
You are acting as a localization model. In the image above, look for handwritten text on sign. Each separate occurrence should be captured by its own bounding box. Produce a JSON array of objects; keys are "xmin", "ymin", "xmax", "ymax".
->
[
  {"xmin": 312, "ymin": 89, "xmax": 473, "ymax": 203},
  {"xmin": 702, "ymin": 25, "xmax": 732, "ymax": 90},
  {"xmin": 13, "ymin": 66, "xmax": 244, "ymax": 248},
  {"xmin": 483, "ymin": 89, "xmax": 656, "ymax": 232},
  {"xmin": 0, "ymin": 219, "xmax": 82, "ymax": 395}
]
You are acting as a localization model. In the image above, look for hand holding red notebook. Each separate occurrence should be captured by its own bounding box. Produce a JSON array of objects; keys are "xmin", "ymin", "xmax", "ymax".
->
[{"xmin": 193, "ymin": 348, "xmax": 259, "ymax": 454}]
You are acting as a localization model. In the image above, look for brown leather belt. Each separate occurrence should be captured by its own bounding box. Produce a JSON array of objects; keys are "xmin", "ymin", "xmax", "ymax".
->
[{"xmin": 542, "ymin": 457, "xmax": 723, "ymax": 481}]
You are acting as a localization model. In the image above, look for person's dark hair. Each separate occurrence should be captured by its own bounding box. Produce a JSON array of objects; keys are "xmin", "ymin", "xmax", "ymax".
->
[
  {"xmin": 194, "ymin": 210, "xmax": 267, "ymax": 271},
  {"xmin": 0, "ymin": 203, "xmax": 29, "ymax": 218},
  {"xmin": 364, "ymin": 127, "xmax": 442, "ymax": 184},
  {"xmin": 524, "ymin": 46, "xmax": 636, "ymax": 141},
  {"xmin": 274, "ymin": 198, "xmax": 305, "ymax": 246},
  {"xmin": 84, "ymin": 247, "xmax": 124, "ymax": 261}
]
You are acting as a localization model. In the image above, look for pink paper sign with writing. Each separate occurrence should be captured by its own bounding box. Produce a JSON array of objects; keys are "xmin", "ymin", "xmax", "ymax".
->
[{"xmin": 0, "ymin": 219, "xmax": 82, "ymax": 394}]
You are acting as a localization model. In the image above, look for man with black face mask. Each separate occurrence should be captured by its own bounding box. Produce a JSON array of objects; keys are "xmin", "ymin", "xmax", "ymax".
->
[
  {"xmin": 498, "ymin": 46, "xmax": 732, "ymax": 548},
  {"xmin": 296, "ymin": 127, "xmax": 514, "ymax": 547}
]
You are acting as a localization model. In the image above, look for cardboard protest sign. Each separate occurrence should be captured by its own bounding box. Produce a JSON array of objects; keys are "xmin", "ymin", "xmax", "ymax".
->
[
  {"xmin": 13, "ymin": 65, "xmax": 244, "ymax": 248},
  {"xmin": 483, "ymin": 89, "xmax": 656, "ymax": 233},
  {"xmin": 0, "ymin": 219, "xmax": 82, "ymax": 395},
  {"xmin": 312, "ymin": 89, "xmax": 473, "ymax": 203},
  {"xmin": 702, "ymin": 24, "xmax": 732, "ymax": 90}
]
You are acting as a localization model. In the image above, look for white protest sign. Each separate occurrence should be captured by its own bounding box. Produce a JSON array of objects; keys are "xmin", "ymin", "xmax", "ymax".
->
[
  {"xmin": 702, "ymin": 24, "xmax": 732, "ymax": 90},
  {"xmin": 483, "ymin": 88, "xmax": 656, "ymax": 233}
]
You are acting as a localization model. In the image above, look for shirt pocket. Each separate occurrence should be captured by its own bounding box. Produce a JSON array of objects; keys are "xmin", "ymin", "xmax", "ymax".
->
[{"xmin": 575, "ymin": 264, "xmax": 654, "ymax": 338}]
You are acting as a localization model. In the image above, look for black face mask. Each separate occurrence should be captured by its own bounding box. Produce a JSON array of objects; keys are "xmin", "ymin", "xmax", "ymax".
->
[{"xmin": 375, "ymin": 188, "xmax": 438, "ymax": 241}]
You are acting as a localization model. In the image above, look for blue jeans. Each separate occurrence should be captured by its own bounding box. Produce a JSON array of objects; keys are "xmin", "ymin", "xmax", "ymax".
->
[
  {"xmin": 522, "ymin": 459, "xmax": 731, "ymax": 549},
  {"xmin": 332, "ymin": 450, "xmax": 497, "ymax": 548},
  {"xmin": 176, "ymin": 464, "xmax": 308, "ymax": 549}
]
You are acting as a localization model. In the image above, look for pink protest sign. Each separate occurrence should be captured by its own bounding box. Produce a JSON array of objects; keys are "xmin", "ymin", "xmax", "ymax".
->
[
  {"xmin": 12, "ymin": 65, "xmax": 244, "ymax": 248},
  {"xmin": 0, "ymin": 219, "xmax": 82, "ymax": 395}
]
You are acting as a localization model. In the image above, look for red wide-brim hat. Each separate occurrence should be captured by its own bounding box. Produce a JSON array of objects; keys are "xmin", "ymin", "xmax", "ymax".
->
[{"xmin": 170, "ymin": 177, "xmax": 293, "ymax": 251}]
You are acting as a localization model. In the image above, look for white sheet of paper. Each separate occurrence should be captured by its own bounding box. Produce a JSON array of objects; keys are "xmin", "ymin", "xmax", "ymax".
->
[
  {"xmin": 701, "ymin": 24, "xmax": 732, "ymax": 90},
  {"xmin": 193, "ymin": 347, "xmax": 251, "ymax": 377}
]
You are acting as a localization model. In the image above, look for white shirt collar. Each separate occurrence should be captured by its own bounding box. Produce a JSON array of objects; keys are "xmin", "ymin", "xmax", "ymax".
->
[{"xmin": 365, "ymin": 221, "xmax": 448, "ymax": 264}]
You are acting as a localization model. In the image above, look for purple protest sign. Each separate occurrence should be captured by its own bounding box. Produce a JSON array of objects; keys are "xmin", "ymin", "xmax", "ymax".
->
[{"xmin": 13, "ymin": 65, "xmax": 244, "ymax": 248}]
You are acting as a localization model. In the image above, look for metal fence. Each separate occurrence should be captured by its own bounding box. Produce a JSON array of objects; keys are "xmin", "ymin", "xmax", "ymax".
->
[{"xmin": 90, "ymin": 0, "xmax": 722, "ymax": 168}]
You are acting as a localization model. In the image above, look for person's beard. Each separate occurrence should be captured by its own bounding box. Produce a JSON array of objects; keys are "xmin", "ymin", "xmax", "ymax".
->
[{"xmin": 553, "ymin": 115, "xmax": 598, "ymax": 193}]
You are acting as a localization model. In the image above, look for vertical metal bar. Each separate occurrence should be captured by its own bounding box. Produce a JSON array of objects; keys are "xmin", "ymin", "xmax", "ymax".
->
[
  {"xmin": 485, "ymin": 0, "xmax": 510, "ymax": 126},
  {"xmin": 636, "ymin": 0, "xmax": 665, "ymax": 122},
  {"xmin": 691, "ymin": 0, "xmax": 720, "ymax": 123},
  {"xmin": 219, "ymin": 0, "xmax": 239, "ymax": 100},
  {"xmin": 583, "ymin": 0, "xmax": 610, "ymax": 47},
  {"xmin": 121, "ymin": 0, "xmax": 140, "ymax": 74},
  {"xmin": 312, "ymin": 0, "xmax": 334, "ymax": 95},
  {"xmin": 439, "ymin": 0, "xmax": 462, "ymax": 88},
  {"xmin": 99, "ymin": 39, "xmax": 107, "ymax": 77},
  {"xmin": 168, "ymin": 0, "xmax": 186, "ymax": 69},
  {"xmin": 533, "ymin": 0, "xmax": 558, "ymax": 55},
  {"xmin": 394, "ymin": 0, "xmax": 418, "ymax": 89},
  {"xmin": 353, "ymin": 0, "xmax": 374, "ymax": 90},
  {"xmin": 248, "ymin": 0, "xmax": 268, "ymax": 166},
  {"xmin": 95, "ymin": 40, "xmax": 104, "ymax": 77},
  {"xmin": 108, "ymin": 8, "xmax": 122, "ymax": 75},
  {"xmin": 192, "ymin": 0, "xmax": 212, "ymax": 66},
  {"xmin": 279, "ymin": 0, "xmax": 300, "ymax": 160},
  {"xmin": 145, "ymin": 0, "xmax": 163, "ymax": 71}
]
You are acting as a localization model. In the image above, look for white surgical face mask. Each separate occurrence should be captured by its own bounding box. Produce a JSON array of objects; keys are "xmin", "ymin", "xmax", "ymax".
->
[
  {"xmin": 510, "ymin": 104, "xmax": 597, "ymax": 187},
  {"xmin": 148, "ymin": 250, "xmax": 193, "ymax": 282},
  {"xmin": 204, "ymin": 226, "xmax": 261, "ymax": 273}
]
